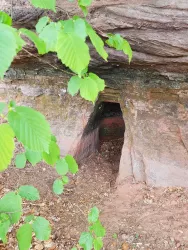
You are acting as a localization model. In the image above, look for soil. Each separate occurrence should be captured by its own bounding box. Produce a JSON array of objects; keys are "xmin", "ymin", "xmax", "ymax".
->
[{"xmin": 1, "ymin": 140, "xmax": 188, "ymax": 250}]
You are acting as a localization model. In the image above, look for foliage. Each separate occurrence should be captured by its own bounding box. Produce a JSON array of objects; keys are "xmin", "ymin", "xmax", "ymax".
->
[
  {"xmin": 0, "ymin": 124, "xmax": 15, "ymax": 171},
  {"xmin": 18, "ymin": 185, "xmax": 40, "ymax": 201},
  {"xmin": 30, "ymin": 0, "xmax": 56, "ymax": 12},
  {"xmin": 15, "ymin": 153, "xmax": 27, "ymax": 169},
  {"xmin": 0, "ymin": 100, "xmax": 78, "ymax": 248},
  {"xmin": 0, "ymin": 0, "xmax": 132, "ymax": 248},
  {"xmin": 53, "ymin": 155, "xmax": 78, "ymax": 194},
  {"xmin": 72, "ymin": 207, "xmax": 106, "ymax": 250},
  {"xmin": 0, "ymin": 0, "xmax": 132, "ymax": 102},
  {"xmin": 0, "ymin": 186, "xmax": 51, "ymax": 248},
  {"xmin": 112, "ymin": 233, "xmax": 118, "ymax": 239},
  {"xmin": 106, "ymin": 33, "xmax": 132, "ymax": 63},
  {"xmin": 0, "ymin": 11, "xmax": 12, "ymax": 26}
]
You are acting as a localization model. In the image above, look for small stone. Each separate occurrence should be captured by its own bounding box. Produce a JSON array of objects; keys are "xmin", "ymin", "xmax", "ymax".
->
[
  {"xmin": 51, "ymin": 216, "xmax": 60, "ymax": 222},
  {"xmin": 44, "ymin": 240, "xmax": 56, "ymax": 249},
  {"xmin": 176, "ymin": 243, "xmax": 181, "ymax": 248},
  {"xmin": 35, "ymin": 243, "xmax": 44, "ymax": 250},
  {"xmin": 122, "ymin": 242, "xmax": 129, "ymax": 250},
  {"xmin": 164, "ymin": 240, "xmax": 169, "ymax": 248},
  {"xmin": 121, "ymin": 234, "xmax": 127, "ymax": 240},
  {"xmin": 170, "ymin": 237, "xmax": 175, "ymax": 242}
]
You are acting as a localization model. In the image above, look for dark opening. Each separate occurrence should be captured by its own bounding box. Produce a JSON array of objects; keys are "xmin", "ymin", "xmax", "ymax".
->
[{"xmin": 78, "ymin": 101, "xmax": 125, "ymax": 172}]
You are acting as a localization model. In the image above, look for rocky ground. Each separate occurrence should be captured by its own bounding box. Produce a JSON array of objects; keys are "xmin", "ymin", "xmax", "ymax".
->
[{"xmin": 1, "ymin": 139, "xmax": 188, "ymax": 250}]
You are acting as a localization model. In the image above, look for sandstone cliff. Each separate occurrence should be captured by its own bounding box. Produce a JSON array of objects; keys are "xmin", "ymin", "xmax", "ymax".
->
[{"xmin": 1, "ymin": 0, "xmax": 188, "ymax": 75}]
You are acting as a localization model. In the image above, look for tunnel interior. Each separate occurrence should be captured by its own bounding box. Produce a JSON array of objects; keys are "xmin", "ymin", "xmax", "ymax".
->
[{"xmin": 81, "ymin": 101, "xmax": 125, "ymax": 172}]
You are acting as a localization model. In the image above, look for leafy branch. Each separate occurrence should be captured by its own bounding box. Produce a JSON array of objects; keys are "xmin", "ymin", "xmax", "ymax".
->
[
  {"xmin": 22, "ymin": 48, "xmax": 75, "ymax": 76},
  {"xmin": 72, "ymin": 207, "xmax": 106, "ymax": 250}
]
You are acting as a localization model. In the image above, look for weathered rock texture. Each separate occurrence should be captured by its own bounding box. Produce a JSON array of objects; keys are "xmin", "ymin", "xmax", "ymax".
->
[
  {"xmin": 1, "ymin": 68, "xmax": 188, "ymax": 187},
  {"xmin": 1, "ymin": 0, "xmax": 188, "ymax": 73},
  {"xmin": 0, "ymin": 72, "xmax": 93, "ymax": 156},
  {"xmin": 118, "ymin": 73, "xmax": 188, "ymax": 187},
  {"xmin": 1, "ymin": 0, "xmax": 188, "ymax": 187}
]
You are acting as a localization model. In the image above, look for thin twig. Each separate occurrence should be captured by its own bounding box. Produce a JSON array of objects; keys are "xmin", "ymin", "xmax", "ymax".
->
[
  {"xmin": 56, "ymin": 6, "xmax": 71, "ymax": 19},
  {"xmin": 68, "ymin": 201, "xmax": 88, "ymax": 222},
  {"xmin": 22, "ymin": 48, "xmax": 75, "ymax": 76},
  {"xmin": 2, "ymin": 210, "xmax": 22, "ymax": 214},
  {"xmin": 11, "ymin": 0, "xmax": 13, "ymax": 19},
  {"xmin": 22, "ymin": 202, "xmax": 45, "ymax": 206}
]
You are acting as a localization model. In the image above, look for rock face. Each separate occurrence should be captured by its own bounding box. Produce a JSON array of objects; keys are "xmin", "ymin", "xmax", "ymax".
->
[
  {"xmin": 1, "ymin": 0, "xmax": 188, "ymax": 73},
  {"xmin": 1, "ymin": 0, "xmax": 188, "ymax": 187},
  {"xmin": 0, "ymin": 72, "xmax": 93, "ymax": 156},
  {"xmin": 1, "ymin": 68, "xmax": 188, "ymax": 187},
  {"xmin": 118, "ymin": 72, "xmax": 188, "ymax": 187}
]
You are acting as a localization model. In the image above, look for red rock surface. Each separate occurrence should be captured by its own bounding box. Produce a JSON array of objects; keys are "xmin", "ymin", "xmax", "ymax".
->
[{"xmin": 1, "ymin": 0, "xmax": 188, "ymax": 73}]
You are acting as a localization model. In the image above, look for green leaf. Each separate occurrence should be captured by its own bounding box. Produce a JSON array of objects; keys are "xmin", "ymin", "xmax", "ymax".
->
[
  {"xmin": 53, "ymin": 179, "xmax": 64, "ymax": 195},
  {"xmin": 63, "ymin": 18, "xmax": 87, "ymax": 41},
  {"xmin": 15, "ymin": 153, "xmax": 26, "ymax": 169},
  {"xmin": 78, "ymin": 0, "xmax": 92, "ymax": 16},
  {"xmin": 30, "ymin": 0, "xmax": 56, "ymax": 12},
  {"xmin": 0, "ymin": 102, "xmax": 6, "ymax": 114},
  {"xmin": 78, "ymin": 0, "xmax": 92, "ymax": 6},
  {"xmin": 89, "ymin": 73, "xmax": 105, "ymax": 91},
  {"xmin": 93, "ymin": 237, "xmax": 103, "ymax": 250},
  {"xmin": 81, "ymin": 67, "xmax": 88, "ymax": 76},
  {"xmin": 32, "ymin": 216, "xmax": 51, "ymax": 240},
  {"xmin": 112, "ymin": 233, "xmax": 118, "ymax": 239},
  {"xmin": 57, "ymin": 31, "xmax": 90, "ymax": 75},
  {"xmin": 123, "ymin": 40, "xmax": 133, "ymax": 63},
  {"xmin": 0, "ymin": 124, "xmax": 15, "ymax": 171},
  {"xmin": 0, "ymin": 11, "xmax": 12, "ymax": 26},
  {"xmin": 56, "ymin": 158, "xmax": 69, "ymax": 176},
  {"xmin": 86, "ymin": 23, "xmax": 108, "ymax": 61},
  {"xmin": 25, "ymin": 214, "xmax": 35, "ymax": 223},
  {"xmin": 64, "ymin": 155, "xmax": 78, "ymax": 174},
  {"xmin": 106, "ymin": 34, "xmax": 132, "ymax": 63},
  {"xmin": 36, "ymin": 16, "xmax": 50, "ymax": 34},
  {"xmin": 79, "ymin": 232, "xmax": 93, "ymax": 250},
  {"xmin": 20, "ymin": 28, "xmax": 46, "ymax": 54},
  {"xmin": 8, "ymin": 106, "xmax": 51, "ymax": 153},
  {"xmin": 0, "ymin": 24, "xmax": 18, "ymax": 79},
  {"xmin": 0, "ymin": 192, "xmax": 22, "ymax": 224},
  {"xmin": 74, "ymin": 18, "xmax": 87, "ymax": 41},
  {"xmin": 0, "ymin": 213, "xmax": 11, "ymax": 244},
  {"xmin": 43, "ymin": 141, "xmax": 60, "ymax": 165},
  {"xmin": 79, "ymin": 5, "xmax": 88, "ymax": 16},
  {"xmin": 25, "ymin": 150, "xmax": 42, "ymax": 166},
  {"xmin": 9, "ymin": 100, "xmax": 16, "ymax": 108},
  {"xmin": 39, "ymin": 22, "xmax": 61, "ymax": 52},
  {"xmin": 14, "ymin": 30, "xmax": 25, "ymax": 53},
  {"xmin": 62, "ymin": 175, "xmax": 69, "ymax": 184},
  {"xmin": 16, "ymin": 223, "xmax": 32, "ymax": 250},
  {"xmin": 68, "ymin": 76, "xmax": 81, "ymax": 96},
  {"xmin": 71, "ymin": 248, "xmax": 77, "ymax": 250},
  {"xmin": 51, "ymin": 134, "xmax": 57, "ymax": 142},
  {"xmin": 88, "ymin": 206, "xmax": 99, "ymax": 223},
  {"xmin": 90, "ymin": 220, "xmax": 106, "ymax": 237},
  {"xmin": 79, "ymin": 77, "xmax": 98, "ymax": 103},
  {"xmin": 79, "ymin": 73, "xmax": 105, "ymax": 102},
  {"xmin": 18, "ymin": 185, "xmax": 40, "ymax": 201}
]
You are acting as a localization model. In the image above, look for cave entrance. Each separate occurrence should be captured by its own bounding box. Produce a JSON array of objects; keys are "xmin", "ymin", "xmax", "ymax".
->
[
  {"xmin": 98, "ymin": 102, "xmax": 125, "ymax": 172},
  {"xmin": 77, "ymin": 101, "xmax": 125, "ymax": 173}
]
